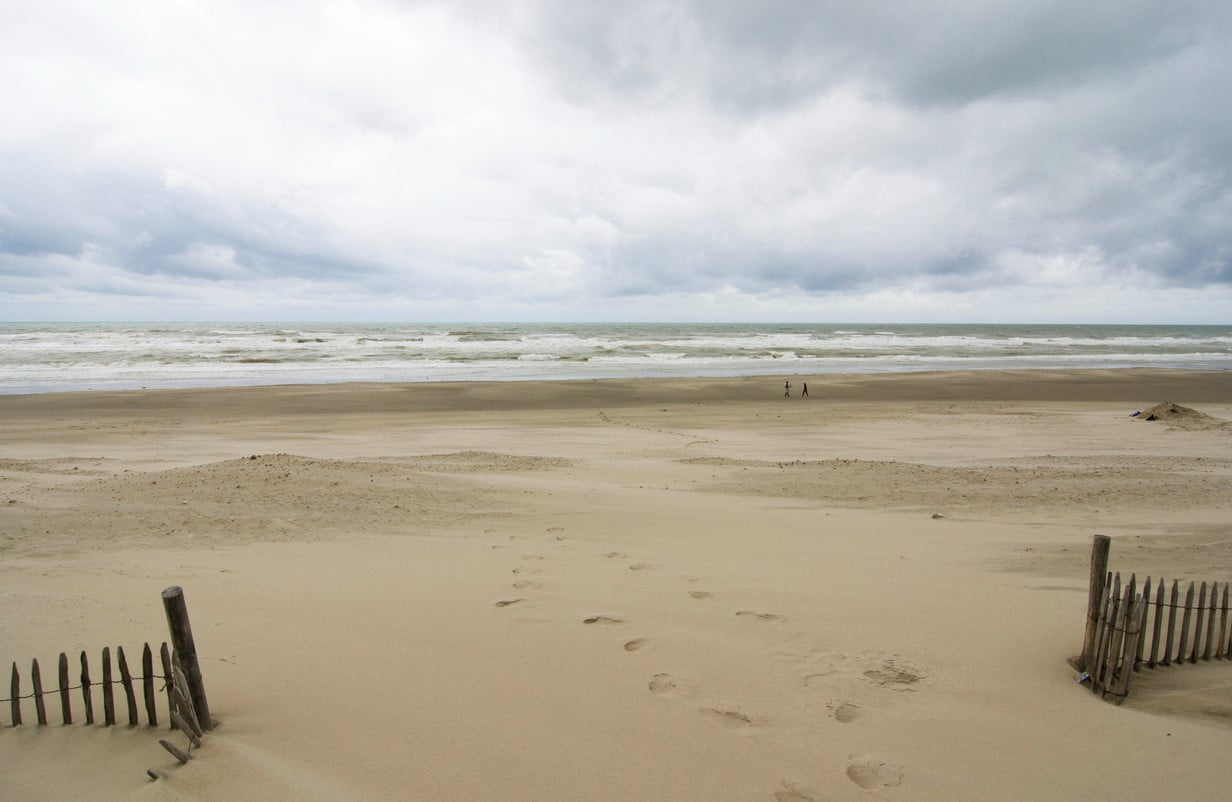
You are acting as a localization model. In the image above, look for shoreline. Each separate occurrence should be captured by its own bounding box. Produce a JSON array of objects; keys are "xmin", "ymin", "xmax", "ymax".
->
[{"xmin": 2, "ymin": 368, "xmax": 1230, "ymax": 416}]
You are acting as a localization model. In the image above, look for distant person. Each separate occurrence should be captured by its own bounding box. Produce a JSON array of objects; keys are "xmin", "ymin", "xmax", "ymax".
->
[
  {"xmin": 784, "ymin": 381, "xmax": 790, "ymax": 397},
  {"xmin": 802, "ymin": 382, "xmax": 808, "ymax": 397}
]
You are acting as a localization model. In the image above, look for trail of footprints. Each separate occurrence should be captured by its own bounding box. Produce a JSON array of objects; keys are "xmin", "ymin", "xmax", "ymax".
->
[{"xmin": 494, "ymin": 527, "xmax": 914, "ymax": 795}]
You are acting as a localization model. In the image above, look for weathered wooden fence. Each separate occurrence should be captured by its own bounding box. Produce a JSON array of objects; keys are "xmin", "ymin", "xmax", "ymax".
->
[
  {"xmin": 5, "ymin": 643, "xmax": 174, "ymax": 728},
  {"xmin": 1072, "ymin": 535, "xmax": 1232, "ymax": 703},
  {"xmin": 2, "ymin": 586, "xmax": 213, "ymax": 772}
]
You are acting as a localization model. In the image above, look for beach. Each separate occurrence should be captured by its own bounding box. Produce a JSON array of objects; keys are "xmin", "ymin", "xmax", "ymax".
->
[{"xmin": 2, "ymin": 368, "xmax": 1231, "ymax": 800}]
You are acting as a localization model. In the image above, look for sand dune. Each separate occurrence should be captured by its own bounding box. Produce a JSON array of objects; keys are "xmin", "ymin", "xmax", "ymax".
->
[{"xmin": 1, "ymin": 370, "xmax": 1230, "ymax": 800}]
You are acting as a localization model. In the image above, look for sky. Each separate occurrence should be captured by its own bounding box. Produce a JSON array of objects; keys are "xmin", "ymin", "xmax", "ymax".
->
[{"xmin": 1, "ymin": 1, "xmax": 1229, "ymax": 324}]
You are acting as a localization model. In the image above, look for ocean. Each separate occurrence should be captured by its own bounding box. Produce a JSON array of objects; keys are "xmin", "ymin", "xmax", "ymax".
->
[{"xmin": 1, "ymin": 322, "xmax": 1229, "ymax": 394}]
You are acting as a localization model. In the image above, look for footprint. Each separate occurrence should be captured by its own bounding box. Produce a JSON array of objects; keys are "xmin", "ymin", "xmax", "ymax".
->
[
  {"xmin": 628, "ymin": 562, "xmax": 652, "ymax": 571},
  {"xmin": 495, "ymin": 599, "xmax": 523, "ymax": 608},
  {"xmin": 862, "ymin": 658, "xmax": 925, "ymax": 691},
  {"xmin": 700, "ymin": 704, "xmax": 761, "ymax": 729},
  {"xmin": 511, "ymin": 565, "xmax": 541, "ymax": 575},
  {"xmin": 688, "ymin": 590, "xmax": 713, "ymax": 600},
  {"xmin": 522, "ymin": 554, "xmax": 544, "ymax": 560},
  {"xmin": 583, "ymin": 615, "xmax": 624, "ymax": 626},
  {"xmin": 648, "ymin": 673, "xmax": 679, "ymax": 695},
  {"xmin": 623, "ymin": 638, "xmax": 647, "ymax": 652},
  {"xmin": 511, "ymin": 580, "xmax": 541, "ymax": 590},
  {"xmin": 604, "ymin": 552, "xmax": 628, "ymax": 559},
  {"xmin": 845, "ymin": 758, "xmax": 903, "ymax": 790},
  {"xmin": 736, "ymin": 610, "xmax": 785, "ymax": 622},
  {"xmin": 774, "ymin": 781, "xmax": 816, "ymax": 802},
  {"xmin": 546, "ymin": 526, "xmax": 565, "ymax": 533},
  {"xmin": 829, "ymin": 700, "xmax": 863, "ymax": 723}
]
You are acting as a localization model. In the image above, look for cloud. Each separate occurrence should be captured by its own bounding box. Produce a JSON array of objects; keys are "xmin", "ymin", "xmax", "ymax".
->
[{"xmin": 0, "ymin": 0, "xmax": 1229, "ymax": 322}]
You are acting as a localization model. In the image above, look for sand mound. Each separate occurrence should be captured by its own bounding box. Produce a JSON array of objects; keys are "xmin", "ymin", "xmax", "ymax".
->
[{"xmin": 1135, "ymin": 401, "xmax": 1230, "ymax": 431}]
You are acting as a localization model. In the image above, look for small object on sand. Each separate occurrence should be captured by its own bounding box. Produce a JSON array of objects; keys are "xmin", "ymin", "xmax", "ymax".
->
[
  {"xmin": 1130, "ymin": 410, "xmax": 1141, "ymax": 417},
  {"xmin": 931, "ymin": 513, "xmax": 944, "ymax": 519},
  {"xmin": 147, "ymin": 769, "xmax": 165, "ymax": 781},
  {"xmin": 1077, "ymin": 672, "xmax": 1091, "ymax": 684},
  {"xmin": 159, "ymin": 739, "xmax": 191, "ymax": 764}
]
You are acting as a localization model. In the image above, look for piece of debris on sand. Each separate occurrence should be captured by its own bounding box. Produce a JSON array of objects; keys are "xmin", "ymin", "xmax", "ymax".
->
[{"xmin": 1133, "ymin": 401, "xmax": 1231, "ymax": 431}]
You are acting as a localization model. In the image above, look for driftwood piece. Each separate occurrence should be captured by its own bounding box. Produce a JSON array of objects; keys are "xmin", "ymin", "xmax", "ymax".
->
[
  {"xmin": 170, "ymin": 660, "xmax": 204, "ymax": 738},
  {"xmin": 171, "ymin": 710, "xmax": 202, "ymax": 748},
  {"xmin": 159, "ymin": 739, "xmax": 190, "ymax": 764},
  {"xmin": 58, "ymin": 652, "xmax": 72, "ymax": 725}
]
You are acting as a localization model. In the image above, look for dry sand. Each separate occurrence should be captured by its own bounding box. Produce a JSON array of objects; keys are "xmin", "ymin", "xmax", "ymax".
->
[{"xmin": 1, "ymin": 368, "xmax": 1231, "ymax": 800}]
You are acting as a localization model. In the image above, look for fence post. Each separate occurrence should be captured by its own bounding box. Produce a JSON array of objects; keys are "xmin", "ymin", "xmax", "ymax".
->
[
  {"xmin": 162, "ymin": 586, "xmax": 212, "ymax": 731},
  {"xmin": 10, "ymin": 663, "xmax": 21, "ymax": 726},
  {"xmin": 1077, "ymin": 535, "xmax": 1112, "ymax": 672}
]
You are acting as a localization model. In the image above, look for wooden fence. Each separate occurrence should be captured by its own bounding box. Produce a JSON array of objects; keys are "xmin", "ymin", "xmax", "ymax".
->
[
  {"xmin": 1072, "ymin": 535, "xmax": 1232, "ymax": 703},
  {"xmin": 5, "ymin": 643, "xmax": 174, "ymax": 728},
  {"xmin": 2, "ymin": 586, "xmax": 212, "ymax": 772}
]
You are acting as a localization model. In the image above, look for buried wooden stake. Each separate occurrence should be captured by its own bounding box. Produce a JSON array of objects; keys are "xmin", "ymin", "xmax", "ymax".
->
[{"xmin": 31, "ymin": 659, "xmax": 47, "ymax": 725}]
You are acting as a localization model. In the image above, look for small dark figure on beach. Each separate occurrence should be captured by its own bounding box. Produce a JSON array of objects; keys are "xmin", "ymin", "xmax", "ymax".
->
[
  {"xmin": 784, "ymin": 381, "xmax": 790, "ymax": 397},
  {"xmin": 802, "ymin": 382, "xmax": 808, "ymax": 397}
]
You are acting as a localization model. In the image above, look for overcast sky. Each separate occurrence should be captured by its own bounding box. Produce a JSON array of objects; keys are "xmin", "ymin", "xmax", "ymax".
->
[{"xmin": 1, "ymin": 1, "xmax": 1229, "ymax": 323}]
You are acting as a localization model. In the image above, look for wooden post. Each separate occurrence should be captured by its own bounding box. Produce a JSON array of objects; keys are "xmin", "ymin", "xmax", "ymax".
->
[
  {"xmin": 142, "ymin": 643, "xmax": 158, "ymax": 726},
  {"xmin": 159, "ymin": 643, "xmax": 175, "ymax": 731},
  {"xmin": 80, "ymin": 651, "xmax": 94, "ymax": 725},
  {"xmin": 1177, "ymin": 582, "xmax": 1195, "ymax": 664},
  {"xmin": 1191, "ymin": 582, "xmax": 1208, "ymax": 663},
  {"xmin": 1163, "ymin": 580, "xmax": 1180, "ymax": 667},
  {"xmin": 10, "ymin": 662, "xmax": 21, "ymax": 726},
  {"xmin": 1204, "ymin": 583, "xmax": 1219, "ymax": 661},
  {"xmin": 1078, "ymin": 535, "xmax": 1112, "ymax": 671},
  {"xmin": 58, "ymin": 653, "xmax": 72, "ymax": 725},
  {"xmin": 31, "ymin": 659, "xmax": 47, "ymax": 726},
  {"xmin": 162, "ymin": 586, "xmax": 212, "ymax": 731},
  {"xmin": 1092, "ymin": 574, "xmax": 1119, "ymax": 692},
  {"xmin": 1148, "ymin": 578, "xmax": 1165, "ymax": 667},
  {"xmin": 117, "ymin": 646, "xmax": 139, "ymax": 726},
  {"xmin": 1114, "ymin": 595, "xmax": 1147, "ymax": 703},
  {"xmin": 101, "ymin": 647, "xmax": 115, "ymax": 726},
  {"xmin": 1222, "ymin": 585, "xmax": 1231, "ymax": 660},
  {"xmin": 1135, "ymin": 577, "xmax": 1151, "ymax": 670},
  {"xmin": 1101, "ymin": 579, "xmax": 1134, "ymax": 698}
]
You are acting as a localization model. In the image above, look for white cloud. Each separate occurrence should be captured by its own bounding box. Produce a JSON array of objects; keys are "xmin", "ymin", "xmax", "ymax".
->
[{"xmin": 1, "ymin": 0, "xmax": 1229, "ymax": 322}]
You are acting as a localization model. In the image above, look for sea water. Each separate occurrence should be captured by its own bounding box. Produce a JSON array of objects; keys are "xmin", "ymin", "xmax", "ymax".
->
[{"xmin": 0, "ymin": 322, "xmax": 1229, "ymax": 394}]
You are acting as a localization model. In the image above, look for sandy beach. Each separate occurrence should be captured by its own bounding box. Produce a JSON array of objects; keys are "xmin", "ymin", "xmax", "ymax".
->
[{"xmin": 2, "ymin": 368, "xmax": 1231, "ymax": 801}]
